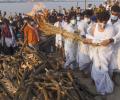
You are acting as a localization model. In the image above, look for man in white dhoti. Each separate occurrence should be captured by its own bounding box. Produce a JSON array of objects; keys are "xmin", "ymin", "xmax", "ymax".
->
[
  {"xmin": 62, "ymin": 16, "xmax": 69, "ymax": 29},
  {"xmin": 107, "ymin": 5, "xmax": 120, "ymax": 72},
  {"xmin": 83, "ymin": 10, "xmax": 115, "ymax": 95},
  {"xmin": 77, "ymin": 10, "xmax": 93, "ymax": 70},
  {"xmin": 54, "ymin": 14, "xmax": 64, "ymax": 56},
  {"xmin": 64, "ymin": 15, "xmax": 78, "ymax": 69},
  {"xmin": 76, "ymin": 13, "xmax": 81, "ymax": 24},
  {"xmin": 54, "ymin": 14, "xmax": 64, "ymax": 49}
]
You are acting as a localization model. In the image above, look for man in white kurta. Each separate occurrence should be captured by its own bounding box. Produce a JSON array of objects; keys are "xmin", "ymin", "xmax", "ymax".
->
[
  {"xmin": 107, "ymin": 5, "xmax": 120, "ymax": 72},
  {"xmin": 54, "ymin": 16, "xmax": 64, "ymax": 49},
  {"xmin": 77, "ymin": 15, "xmax": 93, "ymax": 70},
  {"xmin": 86, "ymin": 22, "xmax": 115, "ymax": 95},
  {"xmin": 64, "ymin": 19, "xmax": 78, "ymax": 69}
]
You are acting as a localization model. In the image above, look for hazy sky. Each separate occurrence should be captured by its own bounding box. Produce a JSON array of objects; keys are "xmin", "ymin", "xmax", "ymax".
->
[{"xmin": 0, "ymin": 0, "xmax": 105, "ymax": 1}]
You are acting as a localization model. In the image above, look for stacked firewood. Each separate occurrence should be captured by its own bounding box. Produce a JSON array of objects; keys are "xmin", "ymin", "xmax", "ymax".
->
[{"xmin": 0, "ymin": 37, "xmax": 98, "ymax": 100}]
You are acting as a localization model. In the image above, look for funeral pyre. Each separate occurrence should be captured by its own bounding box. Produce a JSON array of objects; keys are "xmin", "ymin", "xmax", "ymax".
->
[
  {"xmin": 0, "ymin": 35, "xmax": 99, "ymax": 100},
  {"xmin": 0, "ymin": 3, "xmax": 101, "ymax": 100}
]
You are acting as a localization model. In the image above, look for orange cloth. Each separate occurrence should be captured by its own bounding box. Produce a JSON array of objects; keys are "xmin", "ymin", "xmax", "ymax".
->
[{"xmin": 24, "ymin": 24, "xmax": 39, "ymax": 45}]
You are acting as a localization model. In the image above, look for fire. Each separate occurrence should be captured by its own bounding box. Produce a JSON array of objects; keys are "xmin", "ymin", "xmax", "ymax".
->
[{"xmin": 27, "ymin": 2, "xmax": 45, "ymax": 16}]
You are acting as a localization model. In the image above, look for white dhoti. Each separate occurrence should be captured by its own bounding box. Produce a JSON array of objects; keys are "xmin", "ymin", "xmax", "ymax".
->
[
  {"xmin": 76, "ymin": 42, "xmax": 91, "ymax": 70},
  {"xmin": 64, "ymin": 23, "xmax": 78, "ymax": 69},
  {"xmin": 91, "ymin": 47, "xmax": 114, "ymax": 95},
  {"xmin": 55, "ymin": 34, "xmax": 63, "ymax": 48},
  {"xmin": 110, "ymin": 44, "xmax": 120, "ymax": 72},
  {"xmin": 117, "ymin": 48, "xmax": 120, "ymax": 70},
  {"xmin": 64, "ymin": 39, "xmax": 77, "ymax": 69},
  {"xmin": 88, "ymin": 23, "xmax": 115, "ymax": 95}
]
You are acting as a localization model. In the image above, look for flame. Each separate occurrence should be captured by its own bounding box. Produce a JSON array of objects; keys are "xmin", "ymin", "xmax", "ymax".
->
[{"xmin": 27, "ymin": 2, "xmax": 45, "ymax": 16}]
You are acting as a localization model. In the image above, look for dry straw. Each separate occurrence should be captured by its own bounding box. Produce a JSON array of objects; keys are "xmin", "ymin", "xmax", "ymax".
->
[{"xmin": 35, "ymin": 16, "xmax": 83, "ymax": 42}]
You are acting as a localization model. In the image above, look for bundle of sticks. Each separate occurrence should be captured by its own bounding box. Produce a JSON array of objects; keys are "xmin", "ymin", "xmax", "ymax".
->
[{"xmin": 35, "ymin": 15, "xmax": 83, "ymax": 42}]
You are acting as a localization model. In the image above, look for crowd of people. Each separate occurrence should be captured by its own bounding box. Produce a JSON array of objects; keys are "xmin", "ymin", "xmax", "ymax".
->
[
  {"xmin": 0, "ymin": 1, "xmax": 120, "ymax": 95},
  {"xmin": 0, "ymin": 11, "xmax": 25, "ymax": 55},
  {"xmin": 0, "ymin": 10, "xmax": 43, "ymax": 55},
  {"xmin": 53, "ymin": 2, "xmax": 120, "ymax": 95}
]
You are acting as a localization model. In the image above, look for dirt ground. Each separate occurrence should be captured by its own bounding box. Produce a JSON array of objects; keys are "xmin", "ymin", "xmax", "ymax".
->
[{"xmin": 75, "ymin": 70, "xmax": 120, "ymax": 100}]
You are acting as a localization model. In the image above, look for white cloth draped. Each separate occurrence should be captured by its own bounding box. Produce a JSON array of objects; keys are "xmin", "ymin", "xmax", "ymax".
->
[
  {"xmin": 54, "ymin": 21, "xmax": 63, "ymax": 48},
  {"xmin": 64, "ymin": 23, "xmax": 78, "ymax": 69},
  {"xmin": 76, "ymin": 20, "xmax": 91, "ymax": 70},
  {"xmin": 108, "ymin": 19, "xmax": 120, "ymax": 71},
  {"xmin": 88, "ymin": 23, "xmax": 114, "ymax": 95}
]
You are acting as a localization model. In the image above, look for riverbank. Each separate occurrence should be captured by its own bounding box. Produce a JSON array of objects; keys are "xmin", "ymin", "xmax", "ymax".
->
[{"xmin": 0, "ymin": 1, "xmax": 103, "ymax": 15}]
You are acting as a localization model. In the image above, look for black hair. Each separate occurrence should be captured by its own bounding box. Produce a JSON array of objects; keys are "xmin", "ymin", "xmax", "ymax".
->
[
  {"xmin": 69, "ymin": 12, "xmax": 76, "ymax": 20},
  {"xmin": 96, "ymin": 10, "xmax": 110, "ymax": 22},
  {"xmin": 64, "ymin": 15, "xmax": 70, "ymax": 23},
  {"xmin": 77, "ymin": 7, "xmax": 80, "ymax": 9},
  {"xmin": 57, "ymin": 13, "xmax": 63, "ymax": 17},
  {"xmin": 83, "ymin": 9, "xmax": 93, "ymax": 17},
  {"xmin": 3, "ymin": 18, "xmax": 9, "ymax": 24},
  {"xmin": 111, "ymin": 5, "xmax": 120, "ymax": 13}
]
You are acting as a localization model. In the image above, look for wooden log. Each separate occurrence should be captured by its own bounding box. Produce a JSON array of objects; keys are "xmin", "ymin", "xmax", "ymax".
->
[{"xmin": 67, "ymin": 71, "xmax": 84, "ymax": 100}]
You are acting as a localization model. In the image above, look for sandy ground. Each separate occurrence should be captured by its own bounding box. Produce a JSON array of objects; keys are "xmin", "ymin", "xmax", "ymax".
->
[{"xmin": 74, "ymin": 70, "xmax": 120, "ymax": 100}]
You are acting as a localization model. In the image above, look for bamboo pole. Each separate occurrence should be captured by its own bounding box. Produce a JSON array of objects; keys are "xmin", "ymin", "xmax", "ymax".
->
[
  {"xmin": 85, "ymin": 0, "xmax": 87, "ymax": 10},
  {"xmin": 77, "ymin": 0, "xmax": 78, "ymax": 7}
]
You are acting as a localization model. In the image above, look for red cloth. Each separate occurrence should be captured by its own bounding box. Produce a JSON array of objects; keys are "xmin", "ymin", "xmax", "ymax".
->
[{"xmin": 2, "ymin": 24, "xmax": 12, "ymax": 38}]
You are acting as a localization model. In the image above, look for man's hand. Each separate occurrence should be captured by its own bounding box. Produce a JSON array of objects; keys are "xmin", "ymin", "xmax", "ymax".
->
[
  {"xmin": 92, "ymin": 43, "xmax": 101, "ymax": 46},
  {"xmin": 82, "ymin": 38, "xmax": 92, "ymax": 44},
  {"xmin": 100, "ymin": 39, "xmax": 112, "ymax": 46}
]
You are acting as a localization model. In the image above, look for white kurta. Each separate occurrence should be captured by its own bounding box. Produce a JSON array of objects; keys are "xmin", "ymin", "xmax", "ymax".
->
[
  {"xmin": 76, "ymin": 20, "xmax": 91, "ymax": 70},
  {"xmin": 88, "ymin": 24, "xmax": 114, "ymax": 95},
  {"xmin": 108, "ymin": 19, "xmax": 120, "ymax": 71},
  {"xmin": 64, "ymin": 23, "xmax": 78, "ymax": 69},
  {"xmin": 54, "ymin": 21, "xmax": 63, "ymax": 48}
]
